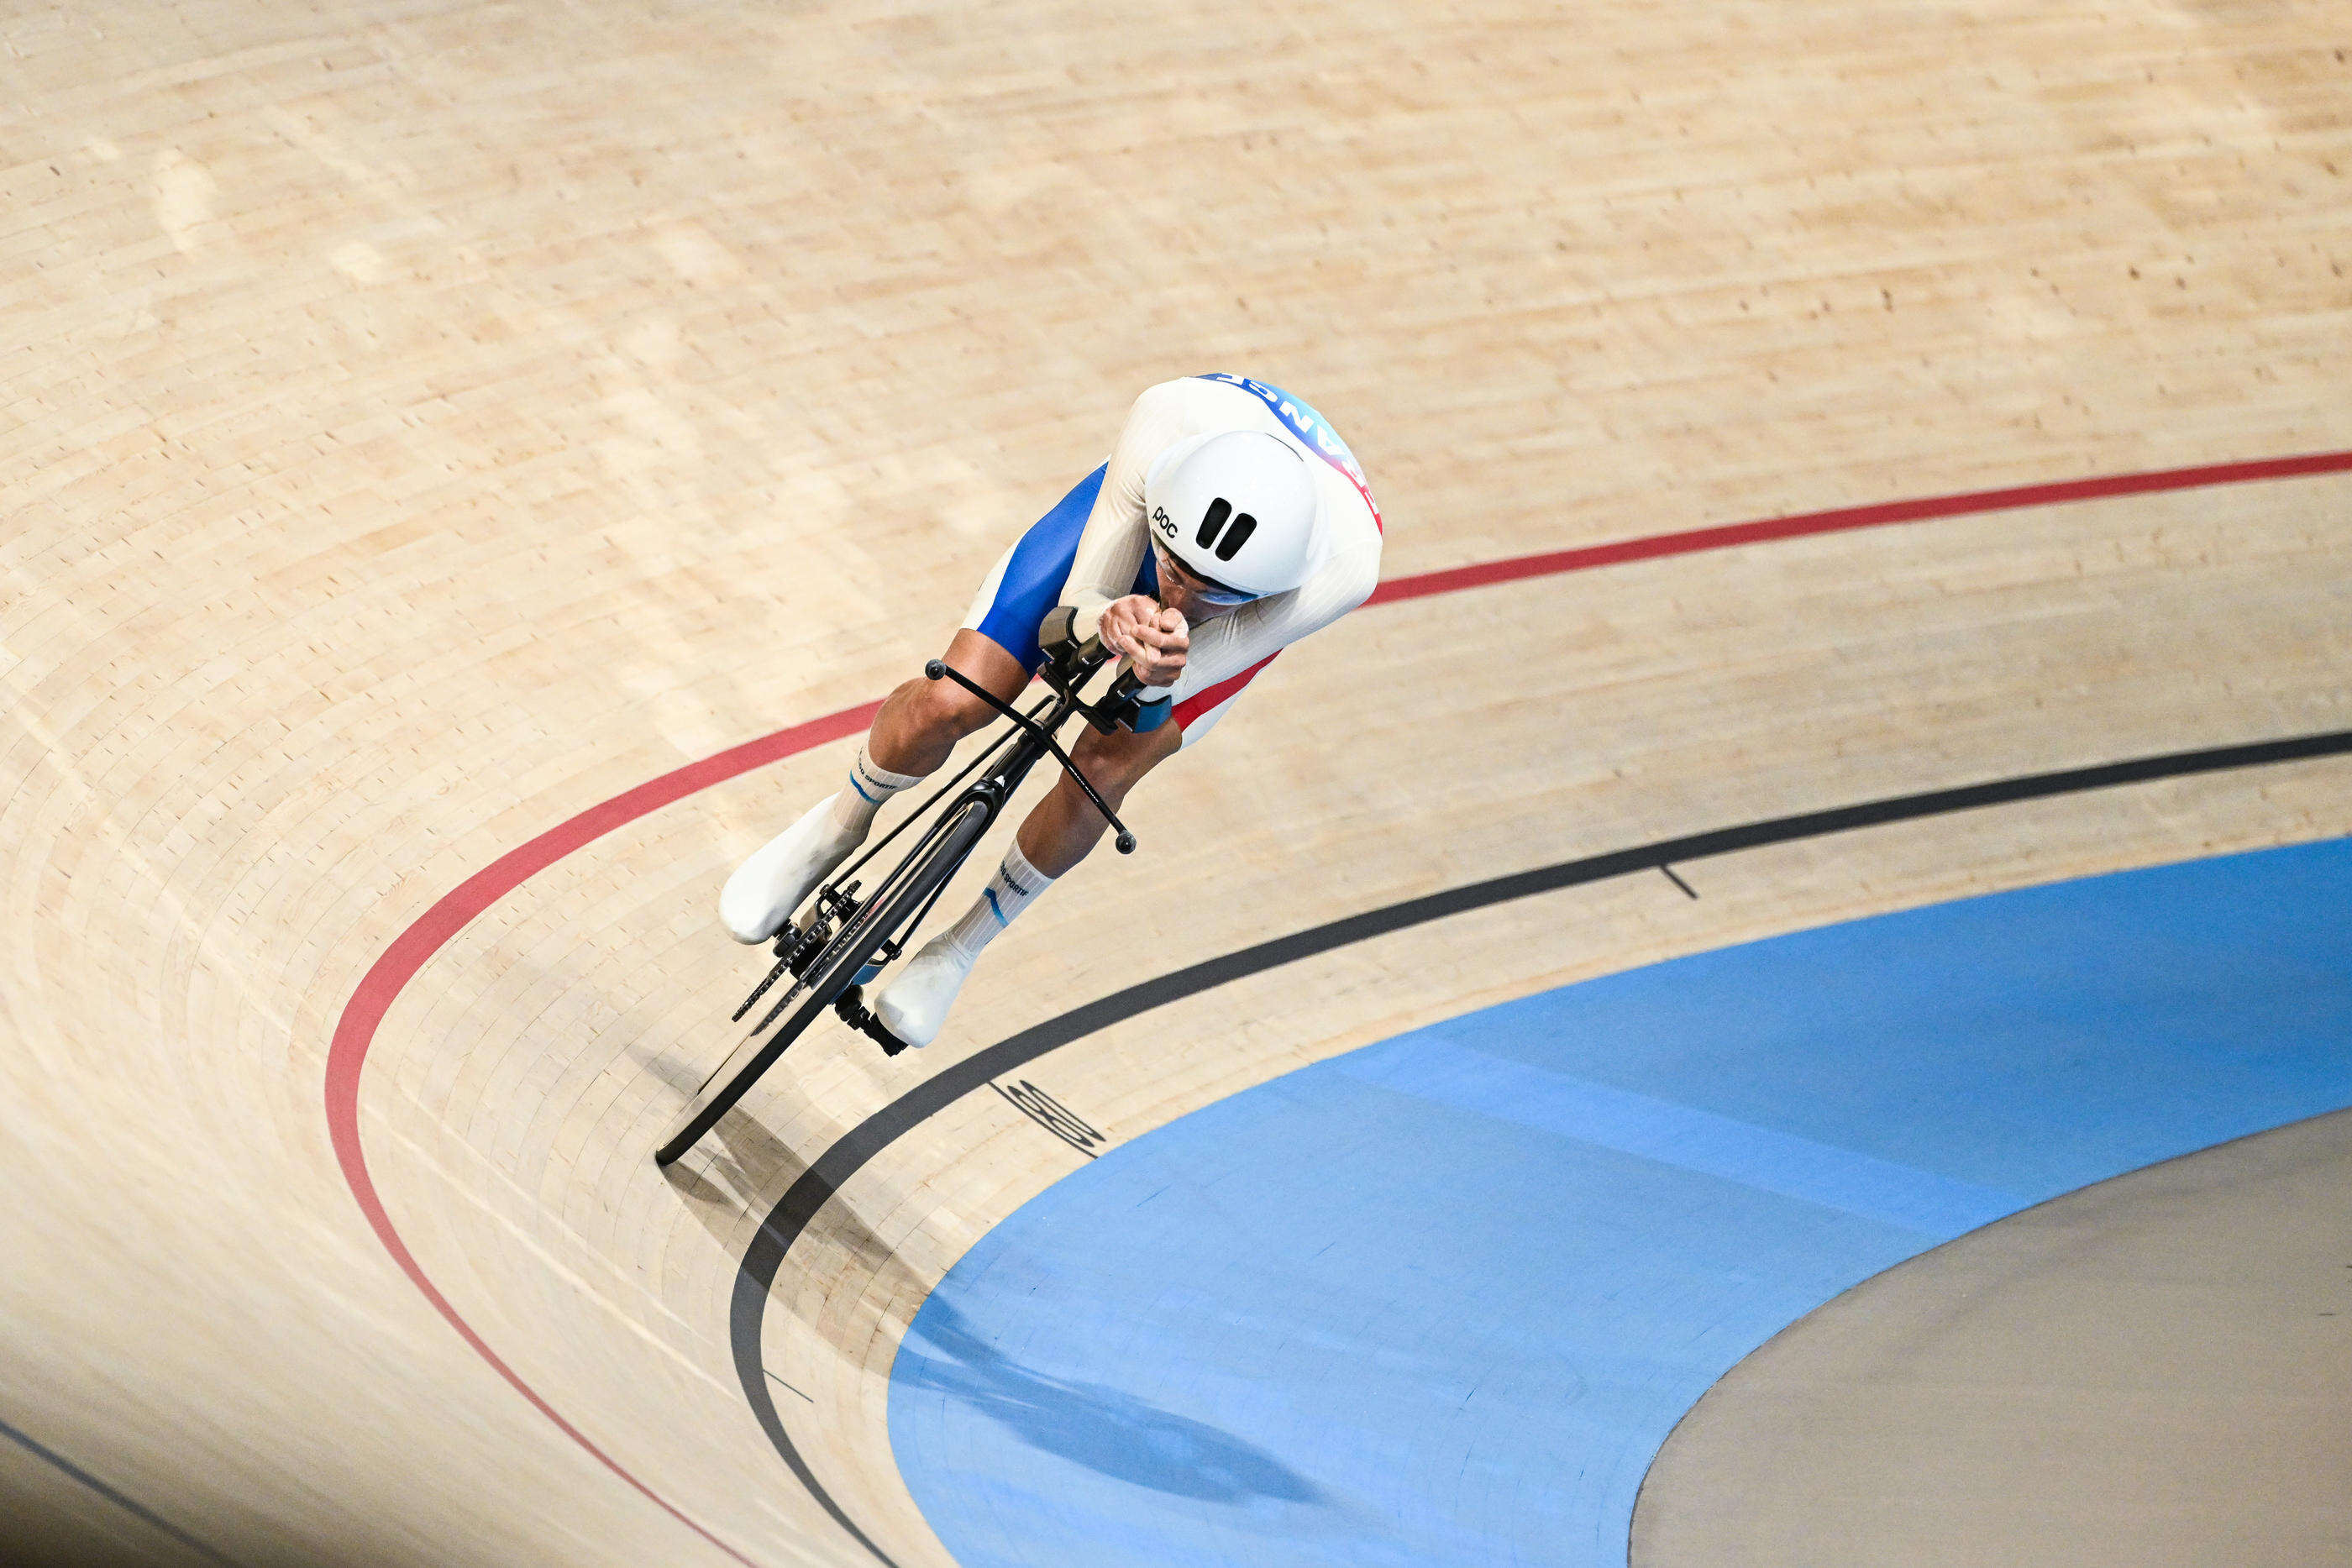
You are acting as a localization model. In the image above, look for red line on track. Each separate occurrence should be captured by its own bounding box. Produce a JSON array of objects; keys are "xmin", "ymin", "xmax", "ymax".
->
[
  {"xmin": 322, "ymin": 448, "xmax": 2352, "ymax": 1562},
  {"xmin": 324, "ymin": 704, "xmax": 876, "ymax": 1568},
  {"xmin": 1367, "ymin": 448, "xmax": 2352, "ymax": 607}
]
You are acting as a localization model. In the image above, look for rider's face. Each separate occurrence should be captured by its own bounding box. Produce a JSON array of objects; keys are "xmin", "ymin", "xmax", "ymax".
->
[{"xmin": 1149, "ymin": 542, "xmax": 1250, "ymax": 623}]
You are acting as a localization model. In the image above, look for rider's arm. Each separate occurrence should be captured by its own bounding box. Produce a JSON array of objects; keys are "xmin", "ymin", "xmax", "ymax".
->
[
  {"xmin": 1158, "ymin": 532, "xmax": 1383, "ymax": 700},
  {"xmin": 1059, "ymin": 380, "xmax": 1194, "ymax": 642}
]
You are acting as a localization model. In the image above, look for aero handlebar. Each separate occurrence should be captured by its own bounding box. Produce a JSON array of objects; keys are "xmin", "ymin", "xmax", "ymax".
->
[{"xmin": 922, "ymin": 659, "xmax": 1141, "ymax": 854}]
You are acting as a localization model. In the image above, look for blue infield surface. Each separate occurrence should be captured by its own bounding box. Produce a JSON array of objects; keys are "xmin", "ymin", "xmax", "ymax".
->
[{"xmin": 889, "ymin": 838, "xmax": 2352, "ymax": 1567}]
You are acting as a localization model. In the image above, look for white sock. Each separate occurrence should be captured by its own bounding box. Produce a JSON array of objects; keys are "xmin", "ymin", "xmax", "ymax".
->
[
  {"xmin": 940, "ymin": 841, "xmax": 1055, "ymax": 964},
  {"xmin": 832, "ymin": 743, "xmax": 923, "ymax": 836}
]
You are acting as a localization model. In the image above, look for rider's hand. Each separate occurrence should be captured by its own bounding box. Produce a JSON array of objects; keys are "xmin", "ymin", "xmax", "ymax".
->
[{"xmin": 1099, "ymin": 595, "xmax": 1189, "ymax": 686}]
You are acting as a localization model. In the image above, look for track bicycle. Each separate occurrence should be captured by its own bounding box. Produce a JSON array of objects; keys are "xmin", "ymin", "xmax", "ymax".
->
[{"xmin": 655, "ymin": 616, "xmax": 1163, "ymax": 1167}]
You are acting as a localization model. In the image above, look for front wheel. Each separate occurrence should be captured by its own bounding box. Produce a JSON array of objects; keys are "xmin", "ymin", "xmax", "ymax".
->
[{"xmin": 654, "ymin": 798, "xmax": 992, "ymax": 1166}]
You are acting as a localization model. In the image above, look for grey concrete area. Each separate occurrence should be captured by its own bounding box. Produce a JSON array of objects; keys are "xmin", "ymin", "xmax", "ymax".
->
[{"xmin": 1634, "ymin": 1108, "xmax": 2352, "ymax": 1568}]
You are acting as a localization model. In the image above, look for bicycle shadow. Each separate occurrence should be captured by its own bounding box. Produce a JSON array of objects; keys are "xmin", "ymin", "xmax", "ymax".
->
[
  {"xmin": 895, "ymin": 1297, "xmax": 1327, "ymax": 1508},
  {"xmin": 661, "ymin": 1096, "xmax": 805, "ymax": 1215},
  {"xmin": 659, "ymin": 1097, "xmax": 826, "ymax": 1237},
  {"xmin": 659, "ymin": 1094, "xmax": 942, "ymax": 1350}
]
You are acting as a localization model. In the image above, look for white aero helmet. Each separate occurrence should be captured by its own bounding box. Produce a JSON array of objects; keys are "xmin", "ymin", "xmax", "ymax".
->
[{"xmin": 1143, "ymin": 430, "xmax": 1322, "ymax": 603}]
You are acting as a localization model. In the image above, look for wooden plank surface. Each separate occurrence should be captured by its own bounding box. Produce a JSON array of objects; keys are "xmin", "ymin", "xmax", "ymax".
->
[{"xmin": 2, "ymin": 0, "xmax": 2347, "ymax": 1562}]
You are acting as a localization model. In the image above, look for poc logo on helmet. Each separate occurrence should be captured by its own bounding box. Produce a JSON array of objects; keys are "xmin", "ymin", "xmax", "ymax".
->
[{"xmin": 1152, "ymin": 506, "xmax": 1178, "ymax": 540}]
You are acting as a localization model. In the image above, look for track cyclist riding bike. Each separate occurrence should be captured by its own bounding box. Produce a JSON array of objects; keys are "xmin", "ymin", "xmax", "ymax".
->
[{"xmin": 720, "ymin": 374, "xmax": 1384, "ymax": 1051}]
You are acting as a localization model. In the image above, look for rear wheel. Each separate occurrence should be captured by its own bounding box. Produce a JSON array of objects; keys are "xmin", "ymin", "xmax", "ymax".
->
[{"xmin": 654, "ymin": 798, "xmax": 992, "ymax": 1166}]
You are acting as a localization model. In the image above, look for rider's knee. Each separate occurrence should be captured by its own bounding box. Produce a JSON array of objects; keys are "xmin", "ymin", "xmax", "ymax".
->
[
  {"xmin": 903, "ymin": 669, "xmax": 998, "ymax": 743},
  {"xmin": 1068, "ymin": 726, "xmax": 1165, "ymax": 803}
]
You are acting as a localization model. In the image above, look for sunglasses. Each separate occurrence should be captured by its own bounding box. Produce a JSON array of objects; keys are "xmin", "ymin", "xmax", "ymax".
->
[{"xmin": 1150, "ymin": 539, "xmax": 1260, "ymax": 606}]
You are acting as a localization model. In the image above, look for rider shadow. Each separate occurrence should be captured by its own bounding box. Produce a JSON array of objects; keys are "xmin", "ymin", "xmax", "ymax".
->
[{"xmin": 895, "ymin": 1297, "xmax": 1327, "ymax": 1508}]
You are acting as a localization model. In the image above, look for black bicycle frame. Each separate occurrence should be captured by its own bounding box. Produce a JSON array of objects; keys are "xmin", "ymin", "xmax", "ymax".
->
[{"xmin": 732, "ymin": 649, "xmax": 1145, "ymax": 1036}]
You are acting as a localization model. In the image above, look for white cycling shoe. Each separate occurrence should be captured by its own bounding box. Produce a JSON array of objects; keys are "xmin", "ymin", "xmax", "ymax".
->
[
  {"xmin": 719, "ymin": 799, "xmax": 862, "ymax": 944},
  {"xmin": 873, "ymin": 934, "xmax": 977, "ymax": 1050}
]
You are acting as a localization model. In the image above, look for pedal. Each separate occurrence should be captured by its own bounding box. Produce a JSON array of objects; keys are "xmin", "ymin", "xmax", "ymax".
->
[{"xmin": 832, "ymin": 985, "xmax": 912, "ymax": 1057}]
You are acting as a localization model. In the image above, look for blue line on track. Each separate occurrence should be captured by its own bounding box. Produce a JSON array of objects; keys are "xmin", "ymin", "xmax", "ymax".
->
[{"xmin": 888, "ymin": 839, "xmax": 2352, "ymax": 1567}]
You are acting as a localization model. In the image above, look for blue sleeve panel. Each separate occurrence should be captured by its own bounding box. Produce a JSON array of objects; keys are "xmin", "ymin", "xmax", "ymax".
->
[
  {"xmin": 889, "ymin": 838, "xmax": 2352, "ymax": 1568},
  {"xmin": 974, "ymin": 465, "xmax": 1158, "ymax": 673}
]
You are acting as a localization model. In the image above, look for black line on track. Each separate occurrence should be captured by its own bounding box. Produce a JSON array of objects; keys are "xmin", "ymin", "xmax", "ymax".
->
[
  {"xmin": 730, "ymin": 726, "xmax": 2352, "ymax": 1564},
  {"xmin": 0, "ymin": 1416, "xmax": 245, "ymax": 1567}
]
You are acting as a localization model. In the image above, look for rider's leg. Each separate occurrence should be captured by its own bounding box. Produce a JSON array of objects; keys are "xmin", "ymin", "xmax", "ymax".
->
[
  {"xmin": 877, "ymin": 719, "xmax": 1181, "ymax": 1045},
  {"xmin": 1014, "ymin": 718, "xmax": 1184, "ymax": 876},
  {"xmin": 724, "ymin": 458, "xmax": 1123, "ymax": 946},
  {"xmin": 720, "ymin": 632, "xmax": 1027, "ymax": 944},
  {"xmin": 864, "ymin": 630, "xmax": 1029, "ymax": 778}
]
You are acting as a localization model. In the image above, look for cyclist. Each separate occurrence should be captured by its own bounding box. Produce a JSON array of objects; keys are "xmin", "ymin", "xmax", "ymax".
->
[{"xmin": 720, "ymin": 374, "xmax": 1383, "ymax": 1050}]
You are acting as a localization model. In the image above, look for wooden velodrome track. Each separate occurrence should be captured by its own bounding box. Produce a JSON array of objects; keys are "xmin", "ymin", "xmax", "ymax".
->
[{"xmin": 5, "ymin": 2, "xmax": 2349, "ymax": 1564}]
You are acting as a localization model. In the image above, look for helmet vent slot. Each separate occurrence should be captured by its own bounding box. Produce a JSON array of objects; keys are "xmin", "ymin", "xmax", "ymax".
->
[
  {"xmin": 1195, "ymin": 497, "xmax": 1232, "ymax": 549},
  {"xmin": 1215, "ymin": 514, "xmax": 1257, "ymax": 561}
]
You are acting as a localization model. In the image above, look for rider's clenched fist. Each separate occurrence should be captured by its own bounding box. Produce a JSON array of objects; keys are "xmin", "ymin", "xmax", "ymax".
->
[{"xmin": 1098, "ymin": 595, "xmax": 1189, "ymax": 686}]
